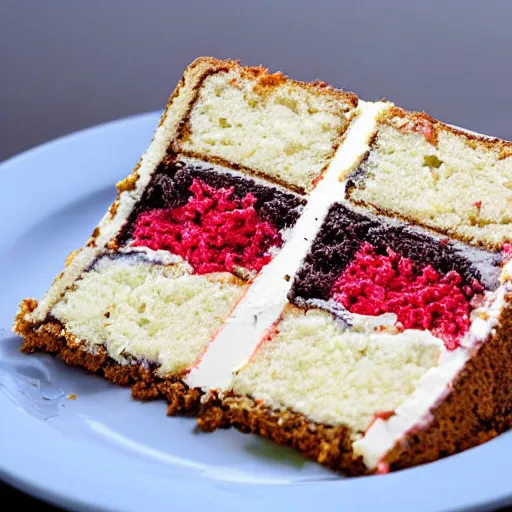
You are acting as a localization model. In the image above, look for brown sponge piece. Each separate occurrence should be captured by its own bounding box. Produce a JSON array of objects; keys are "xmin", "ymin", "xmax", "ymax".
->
[{"xmin": 197, "ymin": 392, "xmax": 368, "ymax": 476}]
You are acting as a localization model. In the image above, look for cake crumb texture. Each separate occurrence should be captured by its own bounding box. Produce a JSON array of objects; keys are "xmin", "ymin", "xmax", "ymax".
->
[
  {"xmin": 348, "ymin": 108, "xmax": 512, "ymax": 249},
  {"xmin": 331, "ymin": 242, "xmax": 484, "ymax": 349},
  {"xmin": 230, "ymin": 307, "xmax": 442, "ymax": 433},
  {"xmin": 50, "ymin": 256, "xmax": 245, "ymax": 377},
  {"xmin": 178, "ymin": 66, "xmax": 357, "ymax": 193},
  {"xmin": 132, "ymin": 178, "xmax": 282, "ymax": 274}
]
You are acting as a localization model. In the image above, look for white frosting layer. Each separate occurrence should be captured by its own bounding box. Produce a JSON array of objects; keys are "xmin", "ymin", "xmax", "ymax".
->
[
  {"xmin": 184, "ymin": 100, "xmax": 390, "ymax": 391},
  {"xmin": 118, "ymin": 246, "xmax": 191, "ymax": 268},
  {"xmin": 353, "ymin": 284, "xmax": 509, "ymax": 469},
  {"xmin": 181, "ymin": 157, "xmax": 305, "ymax": 198}
]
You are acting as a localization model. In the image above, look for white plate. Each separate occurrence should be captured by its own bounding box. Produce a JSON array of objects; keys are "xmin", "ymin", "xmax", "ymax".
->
[{"xmin": 1, "ymin": 113, "xmax": 511, "ymax": 512}]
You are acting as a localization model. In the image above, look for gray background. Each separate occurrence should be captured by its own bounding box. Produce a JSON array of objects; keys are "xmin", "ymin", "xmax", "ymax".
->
[{"xmin": 2, "ymin": 0, "xmax": 512, "ymax": 162}]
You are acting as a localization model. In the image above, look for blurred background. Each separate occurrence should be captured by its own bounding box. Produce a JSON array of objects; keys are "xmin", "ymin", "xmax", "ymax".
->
[{"xmin": 3, "ymin": 0, "xmax": 512, "ymax": 162}]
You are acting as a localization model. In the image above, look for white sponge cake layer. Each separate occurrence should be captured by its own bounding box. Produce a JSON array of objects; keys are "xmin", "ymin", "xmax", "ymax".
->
[
  {"xmin": 179, "ymin": 69, "xmax": 356, "ymax": 192},
  {"xmin": 51, "ymin": 256, "xmax": 245, "ymax": 377},
  {"xmin": 348, "ymin": 110, "xmax": 512, "ymax": 249},
  {"xmin": 230, "ymin": 308, "xmax": 442, "ymax": 433}
]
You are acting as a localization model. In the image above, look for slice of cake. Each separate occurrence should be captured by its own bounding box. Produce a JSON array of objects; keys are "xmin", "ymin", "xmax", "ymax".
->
[
  {"xmin": 13, "ymin": 56, "xmax": 512, "ymax": 476},
  {"xmin": 194, "ymin": 106, "xmax": 512, "ymax": 475},
  {"xmin": 14, "ymin": 57, "xmax": 358, "ymax": 414}
]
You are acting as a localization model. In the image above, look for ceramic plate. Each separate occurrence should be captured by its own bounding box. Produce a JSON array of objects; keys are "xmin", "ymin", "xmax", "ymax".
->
[{"xmin": 1, "ymin": 113, "xmax": 511, "ymax": 512}]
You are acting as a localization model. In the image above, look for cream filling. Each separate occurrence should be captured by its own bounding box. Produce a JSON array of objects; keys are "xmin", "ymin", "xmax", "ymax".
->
[
  {"xmin": 352, "ymin": 284, "xmax": 509, "ymax": 469},
  {"xmin": 117, "ymin": 246, "xmax": 190, "ymax": 268},
  {"xmin": 184, "ymin": 100, "xmax": 391, "ymax": 391}
]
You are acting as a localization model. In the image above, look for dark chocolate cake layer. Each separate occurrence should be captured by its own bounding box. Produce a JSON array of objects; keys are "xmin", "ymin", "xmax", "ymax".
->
[
  {"xmin": 118, "ymin": 156, "xmax": 306, "ymax": 245},
  {"xmin": 290, "ymin": 203, "xmax": 501, "ymax": 303}
]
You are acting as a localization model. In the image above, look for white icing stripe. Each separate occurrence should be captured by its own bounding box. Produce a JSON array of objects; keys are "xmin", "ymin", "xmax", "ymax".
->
[
  {"xmin": 180, "ymin": 157, "xmax": 305, "ymax": 198},
  {"xmin": 118, "ymin": 246, "xmax": 190, "ymax": 268},
  {"xmin": 184, "ymin": 101, "xmax": 389, "ymax": 391},
  {"xmin": 353, "ymin": 284, "xmax": 509, "ymax": 469}
]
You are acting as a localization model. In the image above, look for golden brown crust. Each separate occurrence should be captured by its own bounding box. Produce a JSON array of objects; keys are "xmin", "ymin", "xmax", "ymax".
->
[
  {"xmin": 116, "ymin": 170, "xmax": 140, "ymax": 194},
  {"xmin": 247, "ymin": 67, "xmax": 358, "ymax": 107},
  {"xmin": 197, "ymin": 392, "xmax": 368, "ymax": 476},
  {"xmin": 381, "ymin": 106, "xmax": 439, "ymax": 146},
  {"xmin": 64, "ymin": 249, "xmax": 80, "ymax": 267},
  {"xmin": 183, "ymin": 57, "xmax": 358, "ymax": 108},
  {"xmin": 382, "ymin": 292, "xmax": 512, "ymax": 470},
  {"xmin": 14, "ymin": 299, "xmax": 201, "ymax": 416}
]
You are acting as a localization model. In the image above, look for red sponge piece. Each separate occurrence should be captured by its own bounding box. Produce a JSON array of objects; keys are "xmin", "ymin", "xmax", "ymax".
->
[
  {"xmin": 332, "ymin": 242, "xmax": 484, "ymax": 350},
  {"xmin": 132, "ymin": 178, "xmax": 282, "ymax": 275}
]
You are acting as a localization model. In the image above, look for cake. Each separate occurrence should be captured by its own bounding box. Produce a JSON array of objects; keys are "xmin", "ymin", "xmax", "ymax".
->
[{"xmin": 13, "ymin": 57, "xmax": 512, "ymax": 476}]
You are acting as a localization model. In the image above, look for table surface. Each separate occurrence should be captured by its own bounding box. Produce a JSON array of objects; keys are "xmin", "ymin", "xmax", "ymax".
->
[
  {"xmin": 1, "ymin": 480, "xmax": 510, "ymax": 512},
  {"xmin": 0, "ymin": 482, "xmax": 64, "ymax": 510}
]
